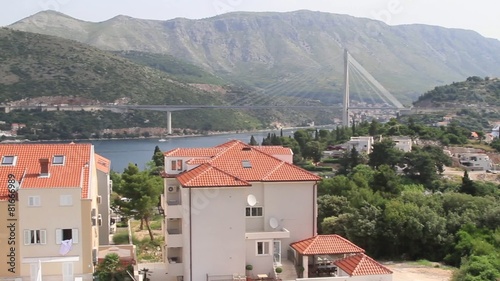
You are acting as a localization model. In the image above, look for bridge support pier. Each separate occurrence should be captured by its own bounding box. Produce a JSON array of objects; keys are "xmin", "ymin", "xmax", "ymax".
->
[{"xmin": 167, "ymin": 111, "xmax": 172, "ymax": 135}]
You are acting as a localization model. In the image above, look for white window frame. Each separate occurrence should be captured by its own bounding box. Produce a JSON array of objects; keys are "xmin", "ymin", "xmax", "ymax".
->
[
  {"xmin": 52, "ymin": 155, "xmax": 65, "ymax": 165},
  {"xmin": 1, "ymin": 155, "xmax": 17, "ymax": 166},
  {"xmin": 56, "ymin": 228, "xmax": 79, "ymax": 244},
  {"xmin": 256, "ymin": 240, "xmax": 271, "ymax": 256},
  {"xmin": 28, "ymin": 196, "xmax": 41, "ymax": 207},
  {"xmin": 246, "ymin": 206, "xmax": 263, "ymax": 217},
  {"xmin": 24, "ymin": 229, "xmax": 47, "ymax": 245},
  {"xmin": 60, "ymin": 195, "xmax": 73, "ymax": 206}
]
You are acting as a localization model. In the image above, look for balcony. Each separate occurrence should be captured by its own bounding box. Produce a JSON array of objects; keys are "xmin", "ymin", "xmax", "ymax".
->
[
  {"xmin": 167, "ymin": 228, "xmax": 183, "ymax": 247},
  {"xmin": 167, "ymin": 248, "xmax": 183, "ymax": 276},
  {"xmin": 245, "ymin": 228, "xmax": 290, "ymax": 240},
  {"xmin": 167, "ymin": 205, "xmax": 183, "ymax": 218}
]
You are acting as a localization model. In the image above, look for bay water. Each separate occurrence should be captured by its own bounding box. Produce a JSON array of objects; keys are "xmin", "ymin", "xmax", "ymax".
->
[{"xmin": 91, "ymin": 130, "xmax": 294, "ymax": 172}]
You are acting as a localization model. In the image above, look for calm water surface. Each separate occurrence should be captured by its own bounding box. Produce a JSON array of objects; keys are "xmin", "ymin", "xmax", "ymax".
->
[{"xmin": 91, "ymin": 130, "xmax": 293, "ymax": 172}]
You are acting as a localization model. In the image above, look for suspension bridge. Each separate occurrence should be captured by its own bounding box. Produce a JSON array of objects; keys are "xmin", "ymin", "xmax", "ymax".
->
[{"xmin": 2, "ymin": 50, "xmax": 408, "ymax": 134}]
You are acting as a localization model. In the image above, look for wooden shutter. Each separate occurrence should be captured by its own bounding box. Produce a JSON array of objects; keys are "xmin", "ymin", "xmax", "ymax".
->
[
  {"xmin": 62, "ymin": 262, "xmax": 73, "ymax": 281},
  {"xmin": 24, "ymin": 230, "xmax": 31, "ymax": 245},
  {"xmin": 40, "ymin": 230, "xmax": 47, "ymax": 245},
  {"xmin": 72, "ymin": 229, "xmax": 79, "ymax": 244},
  {"xmin": 55, "ymin": 229, "xmax": 62, "ymax": 244}
]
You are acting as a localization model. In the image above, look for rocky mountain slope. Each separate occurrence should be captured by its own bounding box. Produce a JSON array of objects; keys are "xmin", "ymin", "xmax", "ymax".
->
[{"xmin": 10, "ymin": 10, "xmax": 500, "ymax": 103}]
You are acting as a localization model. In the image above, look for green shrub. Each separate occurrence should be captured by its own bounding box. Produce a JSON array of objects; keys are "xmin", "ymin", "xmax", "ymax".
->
[
  {"xmin": 322, "ymin": 158, "xmax": 340, "ymax": 164},
  {"xmin": 112, "ymin": 232, "xmax": 130, "ymax": 244},
  {"xmin": 149, "ymin": 220, "xmax": 162, "ymax": 230}
]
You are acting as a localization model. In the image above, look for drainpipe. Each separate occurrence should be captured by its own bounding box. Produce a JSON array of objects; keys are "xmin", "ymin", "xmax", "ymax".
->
[
  {"xmin": 313, "ymin": 182, "xmax": 318, "ymax": 236},
  {"xmin": 189, "ymin": 187, "xmax": 193, "ymax": 281}
]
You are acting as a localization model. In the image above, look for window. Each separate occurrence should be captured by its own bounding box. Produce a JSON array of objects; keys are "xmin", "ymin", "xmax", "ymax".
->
[
  {"xmin": 56, "ymin": 228, "xmax": 79, "ymax": 244},
  {"xmin": 256, "ymin": 241, "xmax": 270, "ymax": 255},
  {"xmin": 52, "ymin": 155, "xmax": 65, "ymax": 165},
  {"xmin": 246, "ymin": 206, "xmax": 263, "ymax": 217},
  {"xmin": 60, "ymin": 195, "xmax": 73, "ymax": 206},
  {"xmin": 242, "ymin": 160, "xmax": 252, "ymax": 168},
  {"xmin": 24, "ymin": 229, "xmax": 46, "ymax": 245},
  {"xmin": 28, "ymin": 196, "xmax": 41, "ymax": 207},
  {"xmin": 171, "ymin": 160, "xmax": 183, "ymax": 171},
  {"xmin": 1, "ymin": 155, "xmax": 16, "ymax": 165}
]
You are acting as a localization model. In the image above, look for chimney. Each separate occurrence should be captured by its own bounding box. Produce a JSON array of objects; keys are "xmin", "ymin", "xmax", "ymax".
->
[{"xmin": 39, "ymin": 158, "xmax": 50, "ymax": 177}]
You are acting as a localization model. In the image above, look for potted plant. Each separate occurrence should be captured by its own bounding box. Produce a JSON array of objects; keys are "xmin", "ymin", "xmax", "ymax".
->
[
  {"xmin": 245, "ymin": 264, "xmax": 253, "ymax": 280},
  {"xmin": 275, "ymin": 267, "xmax": 283, "ymax": 276}
]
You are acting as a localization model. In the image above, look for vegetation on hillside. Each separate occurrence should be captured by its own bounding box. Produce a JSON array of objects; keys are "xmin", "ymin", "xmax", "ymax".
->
[
  {"xmin": 115, "ymin": 50, "xmax": 226, "ymax": 85},
  {"xmin": 415, "ymin": 76, "xmax": 500, "ymax": 107},
  {"xmin": 257, "ymin": 120, "xmax": 499, "ymax": 281},
  {"xmin": 11, "ymin": 11, "xmax": 500, "ymax": 101}
]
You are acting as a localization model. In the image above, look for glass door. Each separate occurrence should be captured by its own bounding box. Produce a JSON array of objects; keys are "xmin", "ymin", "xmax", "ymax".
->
[{"xmin": 273, "ymin": 240, "xmax": 281, "ymax": 265}]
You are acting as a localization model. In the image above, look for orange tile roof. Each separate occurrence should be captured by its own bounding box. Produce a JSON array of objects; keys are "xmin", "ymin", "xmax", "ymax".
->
[
  {"xmin": 186, "ymin": 158, "xmax": 211, "ymax": 165},
  {"xmin": 290, "ymin": 235, "xmax": 364, "ymax": 255},
  {"xmin": 167, "ymin": 140, "xmax": 319, "ymax": 187},
  {"xmin": 334, "ymin": 253, "xmax": 393, "ymax": 276},
  {"xmin": 177, "ymin": 163, "xmax": 251, "ymax": 188},
  {"xmin": 0, "ymin": 143, "xmax": 96, "ymax": 200},
  {"xmin": 253, "ymin": 146, "xmax": 293, "ymax": 155},
  {"xmin": 164, "ymin": 147, "xmax": 224, "ymax": 158},
  {"xmin": 95, "ymin": 153, "xmax": 111, "ymax": 173}
]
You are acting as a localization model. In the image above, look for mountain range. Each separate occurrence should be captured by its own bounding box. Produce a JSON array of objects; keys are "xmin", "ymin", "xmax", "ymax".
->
[{"xmin": 9, "ymin": 10, "xmax": 500, "ymax": 104}]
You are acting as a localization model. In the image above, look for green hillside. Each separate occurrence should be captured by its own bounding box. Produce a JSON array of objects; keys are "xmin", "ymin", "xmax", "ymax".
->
[
  {"xmin": 114, "ymin": 51, "xmax": 226, "ymax": 85},
  {"xmin": 0, "ymin": 28, "xmax": 266, "ymax": 133},
  {"xmin": 409, "ymin": 76, "xmax": 500, "ymax": 131},
  {"xmin": 414, "ymin": 76, "xmax": 500, "ymax": 107}
]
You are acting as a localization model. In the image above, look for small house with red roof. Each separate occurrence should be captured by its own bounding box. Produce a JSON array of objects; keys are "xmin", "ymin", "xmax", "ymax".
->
[
  {"xmin": 162, "ymin": 140, "xmax": 320, "ymax": 281},
  {"xmin": 290, "ymin": 235, "xmax": 392, "ymax": 280},
  {"xmin": 0, "ymin": 143, "xmax": 110, "ymax": 280}
]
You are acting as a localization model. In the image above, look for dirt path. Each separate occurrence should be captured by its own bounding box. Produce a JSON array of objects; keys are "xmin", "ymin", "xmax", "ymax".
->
[{"xmin": 385, "ymin": 262, "xmax": 454, "ymax": 281}]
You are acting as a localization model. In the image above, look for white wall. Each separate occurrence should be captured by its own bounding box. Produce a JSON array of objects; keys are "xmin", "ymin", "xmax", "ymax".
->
[
  {"xmin": 19, "ymin": 188, "xmax": 84, "ymax": 277},
  {"xmin": 262, "ymin": 182, "xmax": 316, "ymax": 259},
  {"xmin": 189, "ymin": 187, "xmax": 247, "ymax": 281}
]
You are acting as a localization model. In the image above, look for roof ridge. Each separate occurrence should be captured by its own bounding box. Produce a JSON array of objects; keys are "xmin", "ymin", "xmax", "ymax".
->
[
  {"xmin": 262, "ymin": 161, "xmax": 285, "ymax": 180},
  {"xmin": 358, "ymin": 253, "xmax": 393, "ymax": 274},
  {"xmin": 182, "ymin": 163, "xmax": 250, "ymax": 186},
  {"xmin": 352, "ymin": 254, "xmax": 364, "ymax": 275}
]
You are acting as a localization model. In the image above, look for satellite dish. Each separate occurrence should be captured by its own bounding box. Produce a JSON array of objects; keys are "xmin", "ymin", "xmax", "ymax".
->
[
  {"xmin": 247, "ymin": 194, "xmax": 257, "ymax": 206},
  {"xmin": 269, "ymin": 217, "xmax": 279, "ymax": 229}
]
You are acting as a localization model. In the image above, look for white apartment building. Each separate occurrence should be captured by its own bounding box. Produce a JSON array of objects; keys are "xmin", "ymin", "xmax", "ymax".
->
[
  {"xmin": 162, "ymin": 140, "xmax": 320, "ymax": 281},
  {"xmin": 0, "ymin": 143, "xmax": 108, "ymax": 281},
  {"xmin": 346, "ymin": 136, "xmax": 374, "ymax": 154},
  {"xmin": 459, "ymin": 153, "xmax": 493, "ymax": 171},
  {"xmin": 391, "ymin": 136, "xmax": 412, "ymax": 152}
]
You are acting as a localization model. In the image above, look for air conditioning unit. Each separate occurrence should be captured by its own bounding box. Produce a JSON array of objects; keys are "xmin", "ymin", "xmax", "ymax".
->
[
  {"xmin": 98, "ymin": 214, "xmax": 103, "ymax": 227},
  {"xmin": 167, "ymin": 186, "xmax": 178, "ymax": 193},
  {"xmin": 96, "ymin": 195, "xmax": 102, "ymax": 204}
]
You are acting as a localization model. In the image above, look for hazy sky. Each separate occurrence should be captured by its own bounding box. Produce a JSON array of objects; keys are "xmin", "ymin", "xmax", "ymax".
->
[{"xmin": 1, "ymin": 0, "xmax": 499, "ymax": 40}]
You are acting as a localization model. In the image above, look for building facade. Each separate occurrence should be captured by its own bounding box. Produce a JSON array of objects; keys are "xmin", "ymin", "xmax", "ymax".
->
[
  {"xmin": 162, "ymin": 140, "xmax": 320, "ymax": 281},
  {"xmin": 0, "ymin": 143, "xmax": 108, "ymax": 281}
]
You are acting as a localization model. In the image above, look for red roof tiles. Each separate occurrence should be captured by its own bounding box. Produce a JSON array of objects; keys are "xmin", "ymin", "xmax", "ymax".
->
[
  {"xmin": 165, "ymin": 140, "xmax": 319, "ymax": 187},
  {"xmin": 290, "ymin": 235, "xmax": 364, "ymax": 255},
  {"xmin": 0, "ymin": 143, "xmax": 104, "ymax": 200},
  {"xmin": 95, "ymin": 153, "xmax": 111, "ymax": 173},
  {"xmin": 253, "ymin": 146, "xmax": 293, "ymax": 156},
  {"xmin": 334, "ymin": 253, "xmax": 393, "ymax": 276},
  {"xmin": 177, "ymin": 163, "xmax": 251, "ymax": 188}
]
